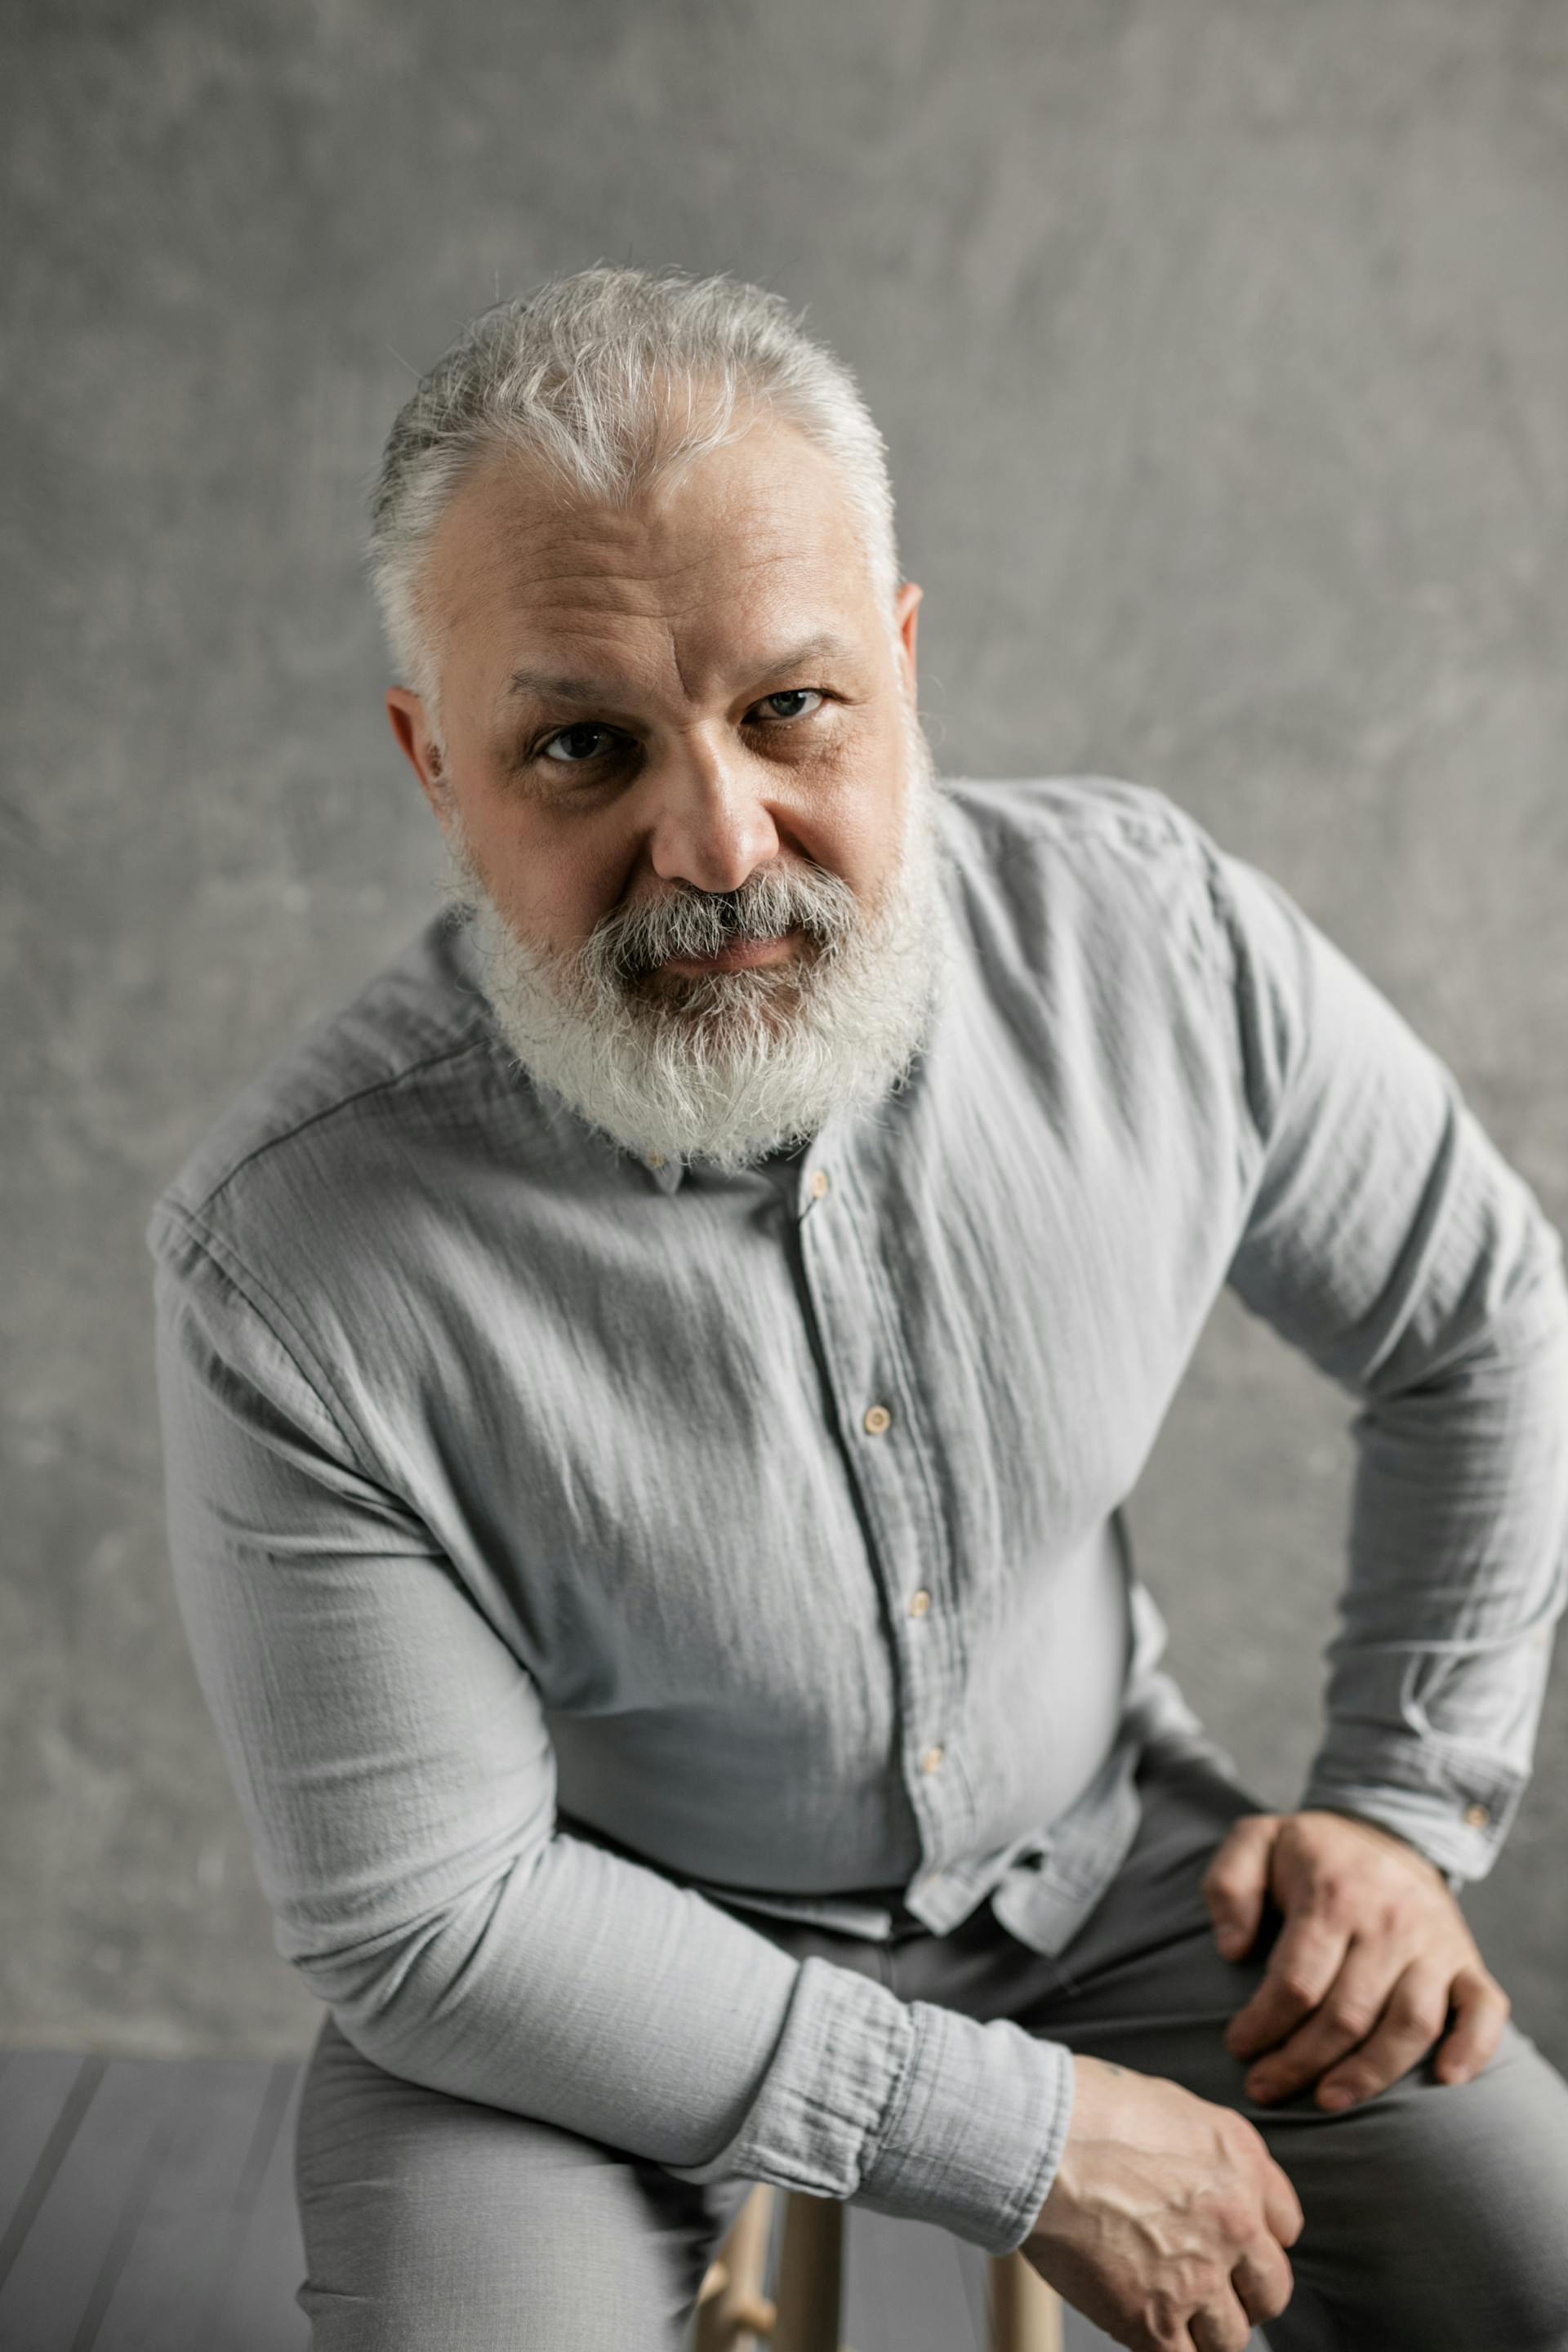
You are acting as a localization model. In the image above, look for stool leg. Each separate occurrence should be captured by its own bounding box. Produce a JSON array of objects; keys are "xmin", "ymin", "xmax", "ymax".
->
[
  {"xmin": 695, "ymin": 2183, "xmax": 778, "ymax": 2351},
  {"xmin": 988, "ymin": 2249, "xmax": 1064, "ymax": 2352},
  {"xmin": 773, "ymin": 2190, "xmax": 846, "ymax": 2352}
]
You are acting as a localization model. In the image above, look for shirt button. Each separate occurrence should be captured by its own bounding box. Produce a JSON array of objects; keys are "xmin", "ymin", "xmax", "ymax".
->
[
  {"xmin": 808, "ymin": 1169, "xmax": 830, "ymax": 1199},
  {"xmin": 908, "ymin": 1588, "xmax": 931, "ymax": 1618},
  {"xmin": 1463, "ymin": 1802, "xmax": 1490, "ymax": 1829},
  {"xmin": 920, "ymin": 1744, "xmax": 945, "ymax": 1774},
  {"xmin": 863, "ymin": 1404, "xmax": 893, "ymax": 1436},
  {"xmin": 645, "ymin": 1152, "xmax": 666, "ymax": 1169}
]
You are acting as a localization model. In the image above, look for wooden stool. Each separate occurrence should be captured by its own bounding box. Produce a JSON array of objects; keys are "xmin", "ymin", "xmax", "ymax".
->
[{"xmin": 693, "ymin": 2184, "xmax": 1063, "ymax": 2352}]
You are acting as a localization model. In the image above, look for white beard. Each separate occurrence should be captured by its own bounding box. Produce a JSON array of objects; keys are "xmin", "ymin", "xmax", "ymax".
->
[{"xmin": 439, "ymin": 706, "xmax": 959, "ymax": 1174}]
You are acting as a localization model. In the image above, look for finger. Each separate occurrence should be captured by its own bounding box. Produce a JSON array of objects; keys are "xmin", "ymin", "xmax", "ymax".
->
[
  {"xmin": 1241, "ymin": 1936, "xmax": 1392, "ymax": 2104},
  {"xmin": 1231, "ymin": 2238, "xmax": 1297, "ymax": 2328},
  {"xmin": 1432, "ymin": 1966, "xmax": 1512, "ymax": 2085},
  {"xmin": 1315, "ymin": 1962, "xmax": 1452, "ymax": 2109},
  {"xmin": 1188, "ymin": 2285, "xmax": 1258, "ymax": 2352},
  {"xmin": 1224, "ymin": 1913, "xmax": 1349, "ymax": 2060},
  {"xmin": 1261, "ymin": 2161, "xmax": 1306, "ymax": 2249},
  {"xmin": 1202, "ymin": 1813, "xmax": 1278, "ymax": 1960}
]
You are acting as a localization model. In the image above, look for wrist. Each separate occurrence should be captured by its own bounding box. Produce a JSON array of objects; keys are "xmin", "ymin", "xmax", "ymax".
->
[{"xmin": 1306, "ymin": 1804, "xmax": 1452, "ymax": 1891}]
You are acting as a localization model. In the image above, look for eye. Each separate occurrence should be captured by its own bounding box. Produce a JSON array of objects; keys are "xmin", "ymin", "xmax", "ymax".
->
[
  {"xmin": 540, "ymin": 722, "xmax": 624, "ymax": 767},
  {"xmin": 532, "ymin": 689, "xmax": 826, "ymax": 776},
  {"xmin": 750, "ymin": 689, "xmax": 824, "ymax": 725}
]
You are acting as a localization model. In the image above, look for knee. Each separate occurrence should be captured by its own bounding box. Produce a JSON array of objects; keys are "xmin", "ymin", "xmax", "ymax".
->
[
  {"xmin": 293, "ymin": 2016, "xmax": 728, "ymax": 2351},
  {"xmin": 1458, "ymin": 2154, "xmax": 1568, "ymax": 2351},
  {"xmin": 1431, "ymin": 2030, "xmax": 1568, "ymax": 2352},
  {"xmin": 1285, "ymin": 2025, "xmax": 1568, "ymax": 2352}
]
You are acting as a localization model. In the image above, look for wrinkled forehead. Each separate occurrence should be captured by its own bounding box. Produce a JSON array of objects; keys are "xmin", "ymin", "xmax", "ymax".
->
[{"xmin": 416, "ymin": 419, "xmax": 882, "ymax": 690}]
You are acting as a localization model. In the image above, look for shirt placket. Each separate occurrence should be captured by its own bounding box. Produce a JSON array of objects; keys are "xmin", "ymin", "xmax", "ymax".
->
[{"xmin": 787, "ymin": 1142, "xmax": 975, "ymax": 1923}]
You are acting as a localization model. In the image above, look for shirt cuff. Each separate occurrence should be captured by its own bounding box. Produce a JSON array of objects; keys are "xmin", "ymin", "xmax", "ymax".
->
[
  {"xmin": 858, "ymin": 1995, "xmax": 1076, "ymax": 2256},
  {"xmin": 662, "ymin": 1953, "xmax": 1076, "ymax": 2257},
  {"xmin": 1296, "ymin": 1753, "xmax": 1525, "ymax": 1885}
]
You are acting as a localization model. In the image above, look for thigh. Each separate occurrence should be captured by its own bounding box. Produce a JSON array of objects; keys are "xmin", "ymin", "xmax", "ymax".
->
[
  {"xmin": 293, "ymin": 2007, "xmax": 754, "ymax": 2351},
  {"xmin": 906, "ymin": 1747, "xmax": 1568, "ymax": 2352},
  {"xmin": 1245, "ymin": 2018, "xmax": 1568, "ymax": 2352}
]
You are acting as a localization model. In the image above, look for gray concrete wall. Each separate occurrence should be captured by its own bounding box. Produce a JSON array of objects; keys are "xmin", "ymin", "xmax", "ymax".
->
[{"xmin": 3, "ymin": 0, "xmax": 1566, "ymax": 2078}]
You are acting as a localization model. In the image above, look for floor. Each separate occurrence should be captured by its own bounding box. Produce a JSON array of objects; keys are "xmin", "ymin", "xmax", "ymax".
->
[
  {"xmin": 0, "ymin": 2047, "xmax": 307, "ymax": 2351},
  {"xmin": 0, "ymin": 2045, "xmax": 1205, "ymax": 2350}
]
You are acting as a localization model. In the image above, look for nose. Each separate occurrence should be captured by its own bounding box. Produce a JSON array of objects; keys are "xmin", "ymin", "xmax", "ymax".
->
[{"xmin": 641, "ymin": 735, "xmax": 785, "ymax": 898}]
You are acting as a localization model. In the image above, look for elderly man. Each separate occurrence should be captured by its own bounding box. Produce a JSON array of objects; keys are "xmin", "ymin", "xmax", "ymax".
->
[{"xmin": 149, "ymin": 264, "xmax": 1568, "ymax": 2351}]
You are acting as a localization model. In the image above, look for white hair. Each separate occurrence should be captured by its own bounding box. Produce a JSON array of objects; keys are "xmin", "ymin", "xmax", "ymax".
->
[{"xmin": 366, "ymin": 262, "xmax": 905, "ymax": 730}]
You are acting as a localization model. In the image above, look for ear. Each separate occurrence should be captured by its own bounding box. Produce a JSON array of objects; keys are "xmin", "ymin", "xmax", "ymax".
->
[
  {"xmin": 386, "ymin": 688, "xmax": 452, "ymax": 825},
  {"xmin": 893, "ymin": 578, "xmax": 922, "ymax": 705}
]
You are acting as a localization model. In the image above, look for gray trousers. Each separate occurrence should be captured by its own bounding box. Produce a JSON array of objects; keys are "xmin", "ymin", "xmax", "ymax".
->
[{"xmin": 293, "ymin": 1746, "xmax": 1568, "ymax": 2349}]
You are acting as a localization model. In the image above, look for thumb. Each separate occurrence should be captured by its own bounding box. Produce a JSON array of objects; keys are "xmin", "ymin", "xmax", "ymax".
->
[{"xmin": 1201, "ymin": 1811, "xmax": 1279, "ymax": 1960}]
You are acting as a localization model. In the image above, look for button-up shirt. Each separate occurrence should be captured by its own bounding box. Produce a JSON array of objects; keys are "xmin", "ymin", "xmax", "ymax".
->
[{"xmin": 145, "ymin": 774, "xmax": 1568, "ymax": 2258}]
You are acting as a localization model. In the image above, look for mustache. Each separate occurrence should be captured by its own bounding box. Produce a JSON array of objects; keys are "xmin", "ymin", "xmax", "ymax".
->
[{"xmin": 588, "ymin": 864, "xmax": 862, "ymax": 989}]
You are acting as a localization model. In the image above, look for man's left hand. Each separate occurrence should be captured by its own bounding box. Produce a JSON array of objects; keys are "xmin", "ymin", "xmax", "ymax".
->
[{"xmin": 1201, "ymin": 1807, "xmax": 1512, "ymax": 2111}]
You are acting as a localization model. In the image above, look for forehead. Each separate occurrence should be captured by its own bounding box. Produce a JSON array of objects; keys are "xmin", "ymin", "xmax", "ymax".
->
[{"xmin": 420, "ymin": 413, "xmax": 879, "ymax": 694}]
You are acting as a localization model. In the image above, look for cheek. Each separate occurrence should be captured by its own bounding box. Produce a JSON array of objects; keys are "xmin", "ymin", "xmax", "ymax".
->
[
  {"xmin": 813, "ymin": 764, "xmax": 902, "ymax": 898},
  {"xmin": 486, "ymin": 816, "xmax": 625, "ymax": 954}
]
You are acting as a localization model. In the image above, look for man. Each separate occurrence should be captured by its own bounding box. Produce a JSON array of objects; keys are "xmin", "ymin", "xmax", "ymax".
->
[{"xmin": 149, "ymin": 264, "xmax": 1568, "ymax": 2351}]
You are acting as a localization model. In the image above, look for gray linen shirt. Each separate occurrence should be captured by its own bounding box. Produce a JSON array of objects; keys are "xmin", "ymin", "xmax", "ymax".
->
[{"xmin": 147, "ymin": 774, "xmax": 1568, "ymax": 2258}]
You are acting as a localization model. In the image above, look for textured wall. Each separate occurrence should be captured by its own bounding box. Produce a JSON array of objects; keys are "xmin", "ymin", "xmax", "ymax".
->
[{"xmin": 3, "ymin": 0, "xmax": 1566, "ymax": 2070}]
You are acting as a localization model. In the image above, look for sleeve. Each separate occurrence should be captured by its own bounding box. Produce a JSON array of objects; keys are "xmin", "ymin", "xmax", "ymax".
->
[
  {"xmin": 1200, "ymin": 840, "xmax": 1568, "ymax": 1885},
  {"xmin": 146, "ymin": 1205, "xmax": 1074, "ymax": 2256}
]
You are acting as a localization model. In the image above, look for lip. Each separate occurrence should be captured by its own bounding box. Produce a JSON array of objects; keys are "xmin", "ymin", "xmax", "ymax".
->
[{"xmin": 662, "ymin": 931, "xmax": 800, "ymax": 975}]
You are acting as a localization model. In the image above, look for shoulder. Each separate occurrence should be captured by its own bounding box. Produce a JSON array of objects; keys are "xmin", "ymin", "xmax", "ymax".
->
[
  {"xmin": 145, "ymin": 906, "xmax": 501, "ymax": 1272},
  {"xmin": 937, "ymin": 772, "xmax": 1199, "ymax": 857},
  {"xmin": 935, "ymin": 773, "xmax": 1221, "ymax": 965}
]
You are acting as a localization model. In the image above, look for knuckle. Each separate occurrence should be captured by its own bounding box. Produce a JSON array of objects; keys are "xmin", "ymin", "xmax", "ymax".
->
[
  {"xmin": 1388, "ymin": 1987, "xmax": 1442, "ymax": 2037},
  {"xmin": 1212, "ymin": 2192, "xmax": 1255, "ymax": 2246},
  {"xmin": 1324, "ymin": 1993, "xmax": 1377, "ymax": 2038},
  {"xmin": 1463, "ymin": 1967, "xmax": 1509, "ymax": 2014},
  {"xmin": 1143, "ymin": 2288, "xmax": 1189, "ymax": 2350},
  {"xmin": 1275, "ymin": 1967, "xmax": 1320, "ymax": 2008},
  {"xmin": 1223, "ymin": 2111, "xmax": 1268, "ymax": 2165}
]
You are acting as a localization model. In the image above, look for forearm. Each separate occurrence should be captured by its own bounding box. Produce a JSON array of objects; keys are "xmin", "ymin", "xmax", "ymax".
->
[{"xmin": 1298, "ymin": 1281, "xmax": 1568, "ymax": 1882}]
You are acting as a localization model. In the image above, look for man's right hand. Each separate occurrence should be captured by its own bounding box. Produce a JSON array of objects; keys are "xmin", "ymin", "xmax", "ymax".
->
[{"xmin": 1020, "ymin": 2054, "xmax": 1303, "ymax": 2351}]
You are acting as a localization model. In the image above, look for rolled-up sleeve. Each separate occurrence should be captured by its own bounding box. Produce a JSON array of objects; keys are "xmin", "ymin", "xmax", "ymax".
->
[
  {"xmin": 148, "ymin": 1205, "xmax": 1072, "ymax": 2255},
  {"xmin": 1200, "ymin": 839, "xmax": 1568, "ymax": 1883}
]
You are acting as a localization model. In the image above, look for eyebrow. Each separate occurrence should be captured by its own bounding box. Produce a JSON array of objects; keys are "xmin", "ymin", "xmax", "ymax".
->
[{"xmin": 502, "ymin": 630, "xmax": 862, "ymax": 710}]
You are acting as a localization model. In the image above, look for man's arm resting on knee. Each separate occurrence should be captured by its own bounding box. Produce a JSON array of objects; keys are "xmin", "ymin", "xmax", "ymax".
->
[
  {"xmin": 149, "ymin": 1212, "xmax": 1072, "ymax": 2261},
  {"xmin": 1190, "ymin": 839, "xmax": 1568, "ymax": 2118},
  {"xmin": 1202, "ymin": 836, "xmax": 1568, "ymax": 1886}
]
